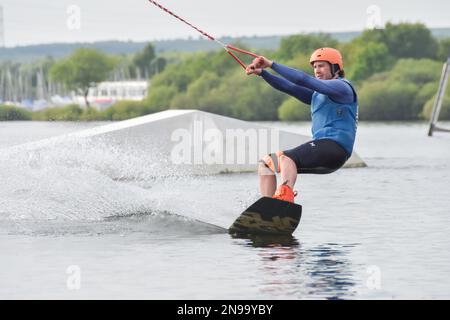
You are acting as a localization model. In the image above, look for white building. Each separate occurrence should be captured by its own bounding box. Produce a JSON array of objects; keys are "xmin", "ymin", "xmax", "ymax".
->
[{"xmin": 75, "ymin": 80, "xmax": 149, "ymax": 109}]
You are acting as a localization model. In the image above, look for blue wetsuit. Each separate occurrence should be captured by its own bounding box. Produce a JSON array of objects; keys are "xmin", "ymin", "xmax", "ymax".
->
[{"xmin": 260, "ymin": 62, "xmax": 358, "ymax": 174}]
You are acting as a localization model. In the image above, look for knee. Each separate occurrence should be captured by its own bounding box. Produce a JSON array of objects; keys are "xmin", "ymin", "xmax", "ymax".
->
[
  {"xmin": 258, "ymin": 152, "xmax": 283, "ymax": 175},
  {"xmin": 279, "ymin": 154, "xmax": 293, "ymax": 166},
  {"xmin": 258, "ymin": 158, "xmax": 275, "ymax": 176},
  {"xmin": 279, "ymin": 155, "xmax": 288, "ymax": 163},
  {"xmin": 279, "ymin": 154, "xmax": 297, "ymax": 170}
]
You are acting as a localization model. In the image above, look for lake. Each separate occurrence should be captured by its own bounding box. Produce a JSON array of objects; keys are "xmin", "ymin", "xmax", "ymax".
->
[{"xmin": 0, "ymin": 120, "xmax": 449, "ymax": 299}]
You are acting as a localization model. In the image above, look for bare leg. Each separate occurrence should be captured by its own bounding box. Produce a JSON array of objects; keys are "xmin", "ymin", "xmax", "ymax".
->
[
  {"xmin": 258, "ymin": 162, "xmax": 277, "ymax": 197},
  {"xmin": 279, "ymin": 155, "xmax": 297, "ymax": 189}
]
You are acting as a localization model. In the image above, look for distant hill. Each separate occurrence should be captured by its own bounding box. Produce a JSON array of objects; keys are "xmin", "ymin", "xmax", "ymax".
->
[
  {"xmin": 0, "ymin": 36, "xmax": 280, "ymax": 63},
  {"xmin": 1, "ymin": 28, "xmax": 449, "ymax": 63}
]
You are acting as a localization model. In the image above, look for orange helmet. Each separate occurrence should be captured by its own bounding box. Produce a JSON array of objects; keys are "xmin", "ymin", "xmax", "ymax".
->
[{"xmin": 310, "ymin": 48, "xmax": 344, "ymax": 71}]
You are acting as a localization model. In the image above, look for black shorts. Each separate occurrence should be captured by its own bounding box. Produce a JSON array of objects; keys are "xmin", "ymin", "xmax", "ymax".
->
[{"xmin": 283, "ymin": 139, "xmax": 350, "ymax": 174}]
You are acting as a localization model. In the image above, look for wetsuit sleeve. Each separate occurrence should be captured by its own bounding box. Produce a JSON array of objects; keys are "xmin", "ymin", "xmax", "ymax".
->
[
  {"xmin": 260, "ymin": 70, "xmax": 313, "ymax": 105},
  {"xmin": 271, "ymin": 62, "xmax": 355, "ymax": 104}
]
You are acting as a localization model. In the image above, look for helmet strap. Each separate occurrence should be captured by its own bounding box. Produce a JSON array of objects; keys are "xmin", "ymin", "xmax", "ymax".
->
[{"xmin": 330, "ymin": 63, "xmax": 341, "ymax": 79}]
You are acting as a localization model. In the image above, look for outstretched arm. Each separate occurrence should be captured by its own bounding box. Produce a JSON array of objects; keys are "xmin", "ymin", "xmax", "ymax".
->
[
  {"xmin": 271, "ymin": 62, "xmax": 354, "ymax": 104},
  {"xmin": 260, "ymin": 70, "xmax": 313, "ymax": 105}
]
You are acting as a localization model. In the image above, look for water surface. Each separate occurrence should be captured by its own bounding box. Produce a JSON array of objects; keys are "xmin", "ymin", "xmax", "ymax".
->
[{"xmin": 1, "ymin": 121, "xmax": 449, "ymax": 299}]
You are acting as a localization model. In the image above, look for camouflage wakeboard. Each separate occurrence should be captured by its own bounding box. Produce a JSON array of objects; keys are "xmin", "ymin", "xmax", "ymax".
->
[{"xmin": 229, "ymin": 197, "xmax": 302, "ymax": 236}]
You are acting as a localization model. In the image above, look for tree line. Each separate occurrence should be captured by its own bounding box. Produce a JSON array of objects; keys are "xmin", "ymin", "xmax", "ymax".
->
[{"xmin": 1, "ymin": 22, "xmax": 450, "ymax": 121}]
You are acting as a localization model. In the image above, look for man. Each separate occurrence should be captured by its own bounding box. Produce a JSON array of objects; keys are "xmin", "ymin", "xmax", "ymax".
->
[{"xmin": 246, "ymin": 48, "xmax": 358, "ymax": 203}]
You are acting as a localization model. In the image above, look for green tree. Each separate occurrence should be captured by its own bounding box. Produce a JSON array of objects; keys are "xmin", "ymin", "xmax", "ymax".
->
[
  {"xmin": 358, "ymin": 81, "xmax": 419, "ymax": 120},
  {"xmin": 277, "ymin": 33, "xmax": 338, "ymax": 61},
  {"xmin": 150, "ymin": 53, "xmax": 209, "ymax": 92},
  {"xmin": 348, "ymin": 42, "xmax": 391, "ymax": 82},
  {"xmin": 422, "ymin": 90, "xmax": 450, "ymax": 120},
  {"xmin": 223, "ymin": 71, "xmax": 284, "ymax": 121},
  {"xmin": 32, "ymin": 104, "xmax": 83, "ymax": 121},
  {"xmin": 283, "ymin": 54, "xmax": 314, "ymax": 75},
  {"xmin": 388, "ymin": 59, "xmax": 442, "ymax": 85},
  {"xmin": 132, "ymin": 43, "xmax": 167, "ymax": 78},
  {"xmin": 80, "ymin": 107, "xmax": 102, "ymax": 121},
  {"xmin": 150, "ymin": 57, "xmax": 167, "ymax": 76},
  {"xmin": 103, "ymin": 100, "xmax": 148, "ymax": 121},
  {"xmin": 145, "ymin": 85, "xmax": 178, "ymax": 111},
  {"xmin": 133, "ymin": 43, "xmax": 156, "ymax": 75},
  {"xmin": 358, "ymin": 59, "xmax": 443, "ymax": 120},
  {"xmin": 278, "ymin": 97, "xmax": 311, "ymax": 121},
  {"xmin": 416, "ymin": 82, "xmax": 440, "ymax": 117},
  {"xmin": 437, "ymin": 38, "xmax": 450, "ymax": 61},
  {"xmin": 0, "ymin": 105, "xmax": 32, "ymax": 121},
  {"xmin": 147, "ymin": 48, "xmax": 250, "ymax": 113},
  {"xmin": 49, "ymin": 48, "xmax": 117, "ymax": 108},
  {"xmin": 358, "ymin": 22, "xmax": 438, "ymax": 60},
  {"xmin": 170, "ymin": 72, "xmax": 221, "ymax": 110}
]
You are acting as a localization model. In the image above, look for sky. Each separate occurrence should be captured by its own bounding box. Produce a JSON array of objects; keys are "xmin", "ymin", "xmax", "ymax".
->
[{"xmin": 1, "ymin": 0, "xmax": 449, "ymax": 47}]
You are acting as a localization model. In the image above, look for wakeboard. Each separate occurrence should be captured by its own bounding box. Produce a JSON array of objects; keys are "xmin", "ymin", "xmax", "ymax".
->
[{"xmin": 229, "ymin": 197, "xmax": 302, "ymax": 236}]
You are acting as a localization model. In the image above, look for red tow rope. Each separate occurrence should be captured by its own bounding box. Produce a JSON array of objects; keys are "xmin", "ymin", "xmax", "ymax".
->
[{"xmin": 147, "ymin": 0, "xmax": 259, "ymax": 69}]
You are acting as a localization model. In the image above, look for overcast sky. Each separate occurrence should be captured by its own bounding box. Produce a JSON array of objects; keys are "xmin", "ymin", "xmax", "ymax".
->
[{"xmin": 1, "ymin": 0, "xmax": 449, "ymax": 47}]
